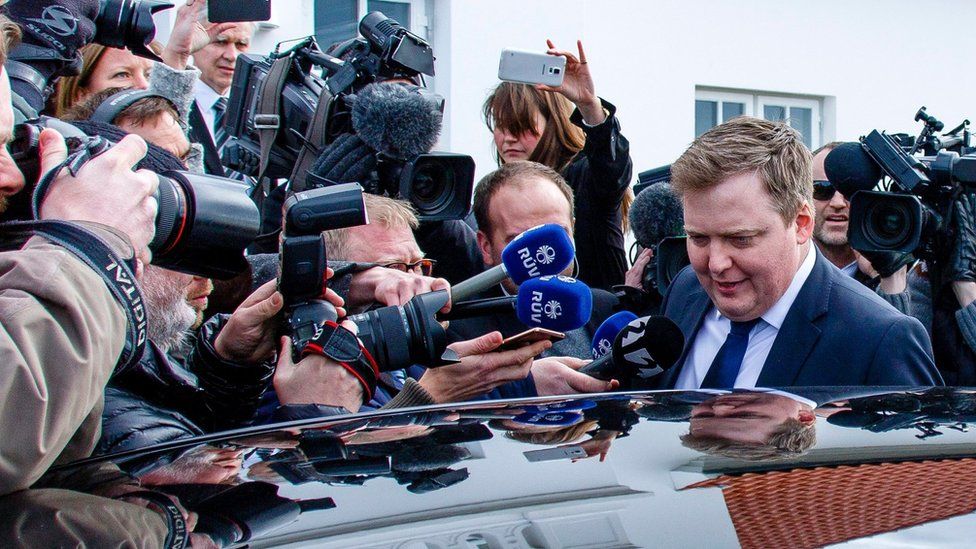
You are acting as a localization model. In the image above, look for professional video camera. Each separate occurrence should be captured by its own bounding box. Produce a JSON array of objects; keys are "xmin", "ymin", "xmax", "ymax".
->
[
  {"xmin": 222, "ymin": 11, "xmax": 475, "ymax": 221},
  {"xmin": 279, "ymin": 183, "xmax": 458, "ymax": 372},
  {"xmin": 825, "ymin": 107, "xmax": 976, "ymax": 262},
  {"xmin": 7, "ymin": 118, "xmax": 260, "ymax": 279}
]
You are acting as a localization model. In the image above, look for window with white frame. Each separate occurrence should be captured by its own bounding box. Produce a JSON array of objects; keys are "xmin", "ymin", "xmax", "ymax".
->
[
  {"xmin": 695, "ymin": 88, "xmax": 823, "ymax": 149},
  {"xmin": 314, "ymin": 0, "xmax": 428, "ymax": 50}
]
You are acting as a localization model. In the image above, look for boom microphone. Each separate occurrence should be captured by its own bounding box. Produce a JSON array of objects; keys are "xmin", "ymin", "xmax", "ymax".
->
[
  {"xmin": 350, "ymin": 81, "xmax": 443, "ymax": 160},
  {"xmin": 591, "ymin": 311, "xmax": 639, "ymax": 359},
  {"xmin": 630, "ymin": 182, "xmax": 684, "ymax": 249},
  {"xmin": 443, "ymin": 276, "xmax": 593, "ymax": 332},
  {"xmin": 581, "ymin": 316, "xmax": 684, "ymax": 382},
  {"xmin": 824, "ymin": 142, "xmax": 883, "ymax": 198},
  {"xmin": 451, "ymin": 224, "xmax": 575, "ymax": 302}
]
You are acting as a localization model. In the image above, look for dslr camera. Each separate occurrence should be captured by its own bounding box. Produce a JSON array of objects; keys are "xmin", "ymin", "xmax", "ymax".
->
[
  {"xmin": 9, "ymin": 119, "xmax": 260, "ymax": 279},
  {"xmin": 222, "ymin": 11, "xmax": 474, "ymax": 221},
  {"xmin": 279, "ymin": 183, "xmax": 458, "ymax": 371},
  {"xmin": 829, "ymin": 107, "xmax": 976, "ymax": 261}
]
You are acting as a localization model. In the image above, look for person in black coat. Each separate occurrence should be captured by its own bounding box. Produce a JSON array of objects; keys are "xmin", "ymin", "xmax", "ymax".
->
[{"xmin": 484, "ymin": 40, "xmax": 632, "ymax": 291}]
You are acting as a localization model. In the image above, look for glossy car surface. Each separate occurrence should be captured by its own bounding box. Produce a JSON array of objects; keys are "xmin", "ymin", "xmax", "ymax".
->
[{"xmin": 36, "ymin": 387, "xmax": 976, "ymax": 547}]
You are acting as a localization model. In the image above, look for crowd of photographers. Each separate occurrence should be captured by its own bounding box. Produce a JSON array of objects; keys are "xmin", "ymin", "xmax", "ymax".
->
[{"xmin": 0, "ymin": 0, "xmax": 975, "ymax": 545}]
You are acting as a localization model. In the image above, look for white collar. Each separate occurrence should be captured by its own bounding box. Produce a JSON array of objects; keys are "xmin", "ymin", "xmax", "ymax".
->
[{"xmin": 193, "ymin": 78, "xmax": 224, "ymax": 111}]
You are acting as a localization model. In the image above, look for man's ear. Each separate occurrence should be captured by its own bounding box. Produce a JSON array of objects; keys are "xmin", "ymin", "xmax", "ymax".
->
[
  {"xmin": 795, "ymin": 201, "xmax": 815, "ymax": 244},
  {"xmin": 798, "ymin": 409, "xmax": 816, "ymax": 425},
  {"xmin": 476, "ymin": 230, "xmax": 494, "ymax": 266}
]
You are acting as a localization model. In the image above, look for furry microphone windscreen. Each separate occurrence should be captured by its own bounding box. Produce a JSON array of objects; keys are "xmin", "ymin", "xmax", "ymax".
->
[{"xmin": 350, "ymin": 81, "xmax": 443, "ymax": 160}]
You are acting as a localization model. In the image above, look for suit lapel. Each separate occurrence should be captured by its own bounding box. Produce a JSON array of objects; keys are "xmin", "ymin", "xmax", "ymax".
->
[
  {"xmin": 189, "ymin": 101, "xmax": 224, "ymax": 176},
  {"xmin": 756, "ymin": 251, "xmax": 831, "ymax": 386},
  {"xmin": 660, "ymin": 285, "xmax": 711, "ymax": 388}
]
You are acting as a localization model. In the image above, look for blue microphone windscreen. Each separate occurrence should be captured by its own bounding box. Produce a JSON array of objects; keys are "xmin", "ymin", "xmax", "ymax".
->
[
  {"xmin": 501, "ymin": 224, "xmax": 575, "ymax": 284},
  {"xmin": 516, "ymin": 275, "xmax": 593, "ymax": 332},
  {"xmin": 591, "ymin": 311, "xmax": 639, "ymax": 359}
]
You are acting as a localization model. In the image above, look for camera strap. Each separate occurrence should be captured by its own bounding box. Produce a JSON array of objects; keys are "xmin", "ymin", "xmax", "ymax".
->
[
  {"xmin": 289, "ymin": 85, "xmax": 335, "ymax": 192},
  {"xmin": 252, "ymin": 56, "xmax": 291, "ymax": 209},
  {"xmin": 0, "ymin": 220, "xmax": 146, "ymax": 376},
  {"xmin": 120, "ymin": 491, "xmax": 189, "ymax": 549},
  {"xmin": 30, "ymin": 136, "xmax": 113, "ymax": 218},
  {"xmin": 301, "ymin": 320, "xmax": 380, "ymax": 404}
]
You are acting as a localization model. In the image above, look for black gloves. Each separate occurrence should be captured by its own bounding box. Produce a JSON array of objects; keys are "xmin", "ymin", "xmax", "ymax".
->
[
  {"xmin": 947, "ymin": 193, "xmax": 976, "ymax": 283},
  {"xmin": 860, "ymin": 250, "xmax": 915, "ymax": 279},
  {"xmin": 3, "ymin": 1, "xmax": 99, "ymax": 64}
]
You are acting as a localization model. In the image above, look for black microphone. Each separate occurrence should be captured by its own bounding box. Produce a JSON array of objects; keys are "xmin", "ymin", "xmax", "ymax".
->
[
  {"xmin": 630, "ymin": 183, "xmax": 684, "ymax": 249},
  {"xmin": 350, "ymin": 81, "xmax": 443, "ymax": 160},
  {"xmin": 581, "ymin": 315, "xmax": 684, "ymax": 381},
  {"xmin": 824, "ymin": 141, "xmax": 883, "ymax": 198}
]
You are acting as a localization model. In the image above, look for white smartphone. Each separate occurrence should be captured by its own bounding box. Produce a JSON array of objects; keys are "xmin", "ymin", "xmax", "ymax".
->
[
  {"xmin": 498, "ymin": 48, "xmax": 566, "ymax": 87},
  {"xmin": 524, "ymin": 445, "xmax": 588, "ymax": 462}
]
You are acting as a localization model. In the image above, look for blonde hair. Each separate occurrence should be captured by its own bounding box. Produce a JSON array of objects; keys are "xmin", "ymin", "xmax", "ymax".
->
[
  {"xmin": 671, "ymin": 116, "xmax": 813, "ymax": 225},
  {"xmin": 53, "ymin": 42, "xmax": 163, "ymax": 118},
  {"xmin": 680, "ymin": 418, "xmax": 816, "ymax": 461},
  {"xmin": 322, "ymin": 194, "xmax": 418, "ymax": 260},
  {"xmin": 0, "ymin": 12, "xmax": 20, "ymax": 66}
]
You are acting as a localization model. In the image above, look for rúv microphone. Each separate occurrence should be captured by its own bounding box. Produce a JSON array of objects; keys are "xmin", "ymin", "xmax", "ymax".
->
[
  {"xmin": 451, "ymin": 224, "xmax": 574, "ymax": 302},
  {"xmin": 444, "ymin": 275, "xmax": 593, "ymax": 332},
  {"xmin": 581, "ymin": 315, "xmax": 684, "ymax": 381},
  {"xmin": 591, "ymin": 311, "xmax": 638, "ymax": 359},
  {"xmin": 824, "ymin": 142, "xmax": 883, "ymax": 198}
]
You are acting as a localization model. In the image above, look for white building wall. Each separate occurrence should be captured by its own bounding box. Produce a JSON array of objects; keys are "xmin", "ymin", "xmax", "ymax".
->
[{"xmin": 168, "ymin": 0, "xmax": 976, "ymax": 182}]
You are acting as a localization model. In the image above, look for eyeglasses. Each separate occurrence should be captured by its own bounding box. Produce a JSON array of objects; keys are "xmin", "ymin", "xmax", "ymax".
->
[
  {"xmin": 377, "ymin": 259, "xmax": 437, "ymax": 276},
  {"xmin": 813, "ymin": 180, "xmax": 837, "ymax": 201}
]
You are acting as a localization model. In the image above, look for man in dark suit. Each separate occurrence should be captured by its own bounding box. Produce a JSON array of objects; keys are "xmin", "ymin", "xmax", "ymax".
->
[{"xmin": 649, "ymin": 117, "xmax": 942, "ymax": 390}]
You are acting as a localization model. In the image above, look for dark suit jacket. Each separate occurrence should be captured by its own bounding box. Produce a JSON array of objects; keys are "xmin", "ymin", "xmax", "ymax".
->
[
  {"xmin": 651, "ymin": 249, "xmax": 943, "ymax": 388},
  {"xmin": 188, "ymin": 100, "xmax": 225, "ymax": 176}
]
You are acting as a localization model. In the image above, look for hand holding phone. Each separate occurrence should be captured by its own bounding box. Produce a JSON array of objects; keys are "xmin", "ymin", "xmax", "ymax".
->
[{"xmin": 499, "ymin": 327, "xmax": 565, "ymax": 351}]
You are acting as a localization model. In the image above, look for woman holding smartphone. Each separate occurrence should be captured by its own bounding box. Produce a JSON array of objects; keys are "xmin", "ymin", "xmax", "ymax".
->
[{"xmin": 484, "ymin": 40, "xmax": 633, "ymax": 291}]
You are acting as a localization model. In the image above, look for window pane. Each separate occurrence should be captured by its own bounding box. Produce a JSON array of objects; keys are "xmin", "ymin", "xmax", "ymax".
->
[
  {"xmin": 369, "ymin": 1, "xmax": 411, "ymax": 28},
  {"xmin": 315, "ymin": 0, "xmax": 358, "ymax": 50},
  {"xmin": 695, "ymin": 100, "xmax": 718, "ymax": 137},
  {"xmin": 722, "ymin": 102, "xmax": 744, "ymax": 121},
  {"xmin": 790, "ymin": 107, "xmax": 813, "ymax": 148},
  {"xmin": 763, "ymin": 105, "xmax": 787, "ymax": 122}
]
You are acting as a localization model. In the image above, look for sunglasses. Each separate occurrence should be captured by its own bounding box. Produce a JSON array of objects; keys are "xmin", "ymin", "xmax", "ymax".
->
[
  {"xmin": 813, "ymin": 180, "xmax": 837, "ymax": 201},
  {"xmin": 377, "ymin": 259, "xmax": 437, "ymax": 277}
]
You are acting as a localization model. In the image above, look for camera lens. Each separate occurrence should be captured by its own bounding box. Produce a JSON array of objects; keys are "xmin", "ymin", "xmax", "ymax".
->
[
  {"xmin": 864, "ymin": 199, "xmax": 914, "ymax": 250},
  {"xmin": 349, "ymin": 290, "xmax": 452, "ymax": 371},
  {"xmin": 95, "ymin": 0, "xmax": 173, "ymax": 61},
  {"xmin": 150, "ymin": 171, "xmax": 260, "ymax": 279}
]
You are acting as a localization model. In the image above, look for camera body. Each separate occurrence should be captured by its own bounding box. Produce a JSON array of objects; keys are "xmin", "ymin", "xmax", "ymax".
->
[
  {"xmin": 845, "ymin": 119, "xmax": 976, "ymax": 261},
  {"xmin": 222, "ymin": 11, "xmax": 473, "ymax": 222}
]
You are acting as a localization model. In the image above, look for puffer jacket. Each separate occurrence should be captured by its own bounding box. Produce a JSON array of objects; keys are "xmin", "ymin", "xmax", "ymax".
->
[{"xmin": 97, "ymin": 314, "xmax": 275, "ymax": 457}]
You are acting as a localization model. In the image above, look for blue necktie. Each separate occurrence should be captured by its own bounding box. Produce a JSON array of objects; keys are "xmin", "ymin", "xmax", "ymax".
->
[
  {"xmin": 700, "ymin": 318, "xmax": 761, "ymax": 388},
  {"xmin": 212, "ymin": 97, "xmax": 248, "ymax": 182}
]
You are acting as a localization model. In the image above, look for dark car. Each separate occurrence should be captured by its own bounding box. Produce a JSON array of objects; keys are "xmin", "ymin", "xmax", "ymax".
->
[{"xmin": 8, "ymin": 387, "xmax": 976, "ymax": 548}]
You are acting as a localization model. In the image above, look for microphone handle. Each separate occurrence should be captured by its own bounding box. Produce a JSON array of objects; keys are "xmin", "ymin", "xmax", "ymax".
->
[
  {"xmin": 451, "ymin": 265, "xmax": 509, "ymax": 302},
  {"xmin": 580, "ymin": 352, "xmax": 616, "ymax": 381},
  {"xmin": 439, "ymin": 296, "xmax": 516, "ymax": 320}
]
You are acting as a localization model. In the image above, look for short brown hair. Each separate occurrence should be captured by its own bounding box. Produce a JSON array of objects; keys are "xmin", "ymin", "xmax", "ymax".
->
[
  {"xmin": 473, "ymin": 160, "xmax": 574, "ymax": 238},
  {"xmin": 680, "ymin": 417, "xmax": 816, "ymax": 461},
  {"xmin": 812, "ymin": 141, "xmax": 844, "ymax": 158},
  {"xmin": 323, "ymin": 194, "xmax": 419, "ymax": 261},
  {"xmin": 483, "ymin": 82, "xmax": 585, "ymax": 172},
  {"xmin": 671, "ymin": 117, "xmax": 813, "ymax": 224},
  {"xmin": 0, "ymin": 13, "xmax": 20, "ymax": 67},
  {"xmin": 61, "ymin": 86, "xmax": 180, "ymax": 130}
]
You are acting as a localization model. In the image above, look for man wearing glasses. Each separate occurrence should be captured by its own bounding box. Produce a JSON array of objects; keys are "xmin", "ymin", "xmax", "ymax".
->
[{"xmin": 811, "ymin": 142, "xmax": 859, "ymax": 275}]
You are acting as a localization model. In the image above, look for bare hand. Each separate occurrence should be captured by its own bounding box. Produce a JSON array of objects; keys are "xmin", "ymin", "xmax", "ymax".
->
[
  {"xmin": 418, "ymin": 332, "xmax": 551, "ymax": 403},
  {"xmin": 274, "ymin": 334, "xmax": 363, "ymax": 413},
  {"xmin": 532, "ymin": 356, "xmax": 618, "ymax": 396},
  {"xmin": 38, "ymin": 129, "xmax": 159, "ymax": 269},
  {"xmin": 349, "ymin": 266, "xmax": 452, "ymax": 311},
  {"xmin": 162, "ymin": 0, "xmax": 237, "ymax": 69},
  {"xmin": 537, "ymin": 39, "xmax": 604, "ymax": 124},
  {"xmin": 625, "ymin": 247, "xmax": 653, "ymax": 290},
  {"xmin": 213, "ymin": 279, "xmax": 284, "ymax": 362}
]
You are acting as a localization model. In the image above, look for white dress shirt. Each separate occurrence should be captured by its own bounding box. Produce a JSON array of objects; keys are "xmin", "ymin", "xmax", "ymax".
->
[
  {"xmin": 675, "ymin": 245, "xmax": 817, "ymax": 390},
  {"xmin": 192, "ymin": 79, "xmax": 224, "ymax": 139}
]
